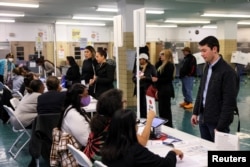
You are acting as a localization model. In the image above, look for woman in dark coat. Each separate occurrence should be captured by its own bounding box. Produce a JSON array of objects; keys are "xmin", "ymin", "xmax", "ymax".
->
[
  {"xmin": 65, "ymin": 56, "xmax": 81, "ymax": 88},
  {"xmin": 89, "ymin": 49, "xmax": 115, "ymax": 99}
]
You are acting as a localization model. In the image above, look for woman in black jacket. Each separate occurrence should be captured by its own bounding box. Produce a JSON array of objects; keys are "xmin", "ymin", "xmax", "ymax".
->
[
  {"xmin": 89, "ymin": 49, "xmax": 115, "ymax": 99},
  {"xmin": 65, "ymin": 56, "xmax": 80, "ymax": 88},
  {"xmin": 156, "ymin": 49, "xmax": 175, "ymax": 127},
  {"xmin": 101, "ymin": 109, "xmax": 183, "ymax": 167}
]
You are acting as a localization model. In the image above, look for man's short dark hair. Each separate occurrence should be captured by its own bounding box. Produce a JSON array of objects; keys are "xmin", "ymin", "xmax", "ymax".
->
[
  {"xmin": 199, "ymin": 36, "xmax": 220, "ymax": 52},
  {"xmin": 46, "ymin": 76, "xmax": 60, "ymax": 91}
]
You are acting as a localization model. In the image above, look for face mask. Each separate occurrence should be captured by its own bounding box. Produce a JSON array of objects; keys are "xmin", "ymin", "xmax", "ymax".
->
[
  {"xmin": 81, "ymin": 95, "xmax": 91, "ymax": 107},
  {"xmin": 8, "ymin": 58, "xmax": 14, "ymax": 62}
]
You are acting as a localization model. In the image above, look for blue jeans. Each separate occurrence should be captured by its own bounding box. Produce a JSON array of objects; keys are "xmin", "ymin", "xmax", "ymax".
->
[
  {"xmin": 199, "ymin": 118, "xmax": 230, "ymax": 142},
  {"xmin": 181, "ymin": 76, "xmax": 194, "ymax": 103}
]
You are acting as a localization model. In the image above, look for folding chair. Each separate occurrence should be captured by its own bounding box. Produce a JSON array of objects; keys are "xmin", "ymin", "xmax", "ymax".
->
[
  {"xmin": 3, "ymin": 105, "xmax": 31, "ymax": 159},
  {"xmin": 94, "ymin": 160, "xmax": 108, "ymax": 167},
  {"xmin": 10, "ymin": 97, "xmax": 20, "ymax": 109},
  {"xmin": 67, "ymin": 144, "xmax": 93, "ymax": 167}
]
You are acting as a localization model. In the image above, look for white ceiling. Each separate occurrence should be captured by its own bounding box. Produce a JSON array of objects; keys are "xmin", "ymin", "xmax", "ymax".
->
[{"xmin": 1, "ymin": 0, "xmax": 250, "ymax": 27}]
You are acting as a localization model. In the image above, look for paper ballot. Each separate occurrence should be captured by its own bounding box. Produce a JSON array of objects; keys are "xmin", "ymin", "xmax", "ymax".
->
[
  {"xmin": 146, "ymin": 95, "xmax": 156, "ymax": 113},
  {"xmin": 215, "ymin": 131, "xmax": 239, "ymax": 150}
]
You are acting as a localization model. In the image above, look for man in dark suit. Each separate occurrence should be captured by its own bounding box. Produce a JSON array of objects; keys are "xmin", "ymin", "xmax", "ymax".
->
[{"xmin": 37, "ymin": 76, "xmax": 66, "ymax": 114}]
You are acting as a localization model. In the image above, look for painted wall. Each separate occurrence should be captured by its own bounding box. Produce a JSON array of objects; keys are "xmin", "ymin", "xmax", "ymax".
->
[{"xmin": 0, "ymin": 22, "xmax": 250, "ymax": 42}]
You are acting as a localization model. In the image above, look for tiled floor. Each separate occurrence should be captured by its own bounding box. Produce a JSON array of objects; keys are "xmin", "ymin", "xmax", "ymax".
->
[{"xmin": 1, "ymin": 76, "xmax": 250, "ymax": 166}]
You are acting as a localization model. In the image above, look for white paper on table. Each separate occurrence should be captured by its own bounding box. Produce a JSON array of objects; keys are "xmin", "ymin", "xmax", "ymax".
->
[
  {"xmin": 146, "ymin": 95, "xmax": 156, "ymax": 113},
  {"xmin": 215, "ymin": 131, "xmax": 239, "ymax": 150}
]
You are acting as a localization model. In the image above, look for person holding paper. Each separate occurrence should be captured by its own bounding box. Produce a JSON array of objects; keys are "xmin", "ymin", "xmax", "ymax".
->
[
  {"xmin": 155, "ymin": 49, "xmax": 175, "ymax": 127},
  {"xmin": 132, "ymin": 53, "xmax": 157, "ymax": 118},
  {"xmin": 191, "ymin": 36, "xmax": 238, "ymax": 142},
  {"xmin": 101, "ymin": 109, "xmax": 183, "ymax": 167},
  {"xmin": 179, "ymin": 47, "xmax": 197, "ymax": 109}
]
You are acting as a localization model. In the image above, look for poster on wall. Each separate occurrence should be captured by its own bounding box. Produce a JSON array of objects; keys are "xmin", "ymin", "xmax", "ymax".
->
[
  {"xmin": 231, "ymin": 51, "xmax": 249, "ymax": 65},
  {"xmin": 72, "ymin": 29, "xmax": 80, "ymax": 40}
]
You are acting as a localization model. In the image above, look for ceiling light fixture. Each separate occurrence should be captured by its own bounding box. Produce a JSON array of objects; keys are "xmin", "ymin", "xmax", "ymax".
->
[
  {"xmin": 165, "ymin": 19, "xmax": 210, "ymax": 24},
  {"xmin": 0, "ymin": 19, "xmax": 15, "ymax": 23},
  {"xmin": 146, "ymin": 10, "xmax": 164, "ymax": 14},
  {"xmin": 0, "ymin": 12, "xmax": 24, "ymax": 17},
  {"xmin": 56, "ymin": 21, "xmax": 106, "ymax": 26},
  {"xmin": 201, "ymin": 13, "xmax": 250, "ymax": 18},
  {"xmin": 202, "ymin": 25, "xmax": 217, "ymax": 28},
  {"xmin": 146, "ymin": 24, "xmax": 177, "ymax": 28},
  {"xmin": 96, "ymin": 7, "xmax": 118, "ymax": 12},
  {"xmin": 73, "ymin": 16, "xmax": 113, "ymax": 21},
  {"xmin": 237, "ymin": 21, "xmax": 250, "ymax": 25},
  {"xmin": 0, "ymin": 2, "xmax": 39, "ymax": 8}
]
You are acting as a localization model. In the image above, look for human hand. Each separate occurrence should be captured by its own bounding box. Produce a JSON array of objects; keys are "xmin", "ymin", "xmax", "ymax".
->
[
  {"xmin": 190, "ymin": 115, "xmax": 198, "ymax": 126},
  {"xmin": 147, "ymin": 110, "xmax": 156, "ymax": 122},
  {"xmin": 171, "ymin": 149, "xmax": 184, "ymax": 160},
  {"xmin": 89, "ymin": 79, "xmax": 95, "ymax": 85},
  {"xmin": 151, "ymin": 76, "xmax": 158, "ymax": 82}
]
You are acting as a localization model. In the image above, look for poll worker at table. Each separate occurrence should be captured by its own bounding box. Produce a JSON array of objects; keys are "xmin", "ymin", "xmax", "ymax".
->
[
  {"xmin": 191, "ymin": 36, "xmax": 238, "ymax": 142},
  {"xmin": 83, "ymin": 88, "xmax": 155, "ymax": 163},
  {"xmin": 101, "ymin": 109, "xmax": 183, "ymax": 167}
]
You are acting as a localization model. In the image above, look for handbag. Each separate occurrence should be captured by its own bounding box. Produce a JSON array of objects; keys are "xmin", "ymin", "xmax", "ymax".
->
[{"xmin": 146, "ymin": 85, "xmax": 158, "ymax": 100}]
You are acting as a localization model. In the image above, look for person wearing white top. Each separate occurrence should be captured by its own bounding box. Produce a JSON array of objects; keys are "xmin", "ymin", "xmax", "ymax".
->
[
  {"xmin": 11, "ymin": 79, "xmax": 45, "ymax": 129},
  {"xmin": 58, "ymin": 83, "xmax": 91, "ymax": 147}
]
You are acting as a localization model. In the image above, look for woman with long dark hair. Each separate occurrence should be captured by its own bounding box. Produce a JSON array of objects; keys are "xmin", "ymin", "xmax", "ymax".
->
[
  {"xmin": 57, "ymin": 83, "xmax": 90, "ymax": 147},
  {"xmin": 65, "ymin": 56, "xmax": 81, "ymax": 88},
  {"xmin": 89, "ymin": 49, "xmax": 115, "ymax": 99},
  {"xmin": 101, "ymin": 109, "xmax": 183, "ymax": 167}
]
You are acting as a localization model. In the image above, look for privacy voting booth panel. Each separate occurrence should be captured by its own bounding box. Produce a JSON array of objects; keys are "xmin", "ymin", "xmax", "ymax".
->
[{"xmin": 28, "ymin": 54, "xmax": 39, "ymax": 73}]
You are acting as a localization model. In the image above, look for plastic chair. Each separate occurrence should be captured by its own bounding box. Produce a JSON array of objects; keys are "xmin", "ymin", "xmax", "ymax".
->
[
  {"xmin": 94, "ymin": 160, "xmax": 108, "ymax": 167},
  {"xmin": 10, "ymin": 97, "xmax": 20, "ymax": 109},
  {"xmin": 67, "ymin": 144, "xmax": 93, "ymax": 167},
  {"xmin": 3, "ymin": 105, "xmax": 31, "ymax": 159}
]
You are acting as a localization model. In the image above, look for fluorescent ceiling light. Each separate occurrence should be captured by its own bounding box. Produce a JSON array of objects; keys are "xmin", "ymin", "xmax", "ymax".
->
[
  {"xmin": 237, "ymin": 21, "xmax": 250, "ymax": 25},
  {"xmin": 146, "ymin": 24, "xmax": 177, "ymax": 28},
  {"xmin": 96, "ymin": 7, "xmax": 118, "ymax": 12},
  {"xmin": 73, "ymin": 16, "xmax": 113, "ymax": 21},
  {"xmin": 201, "ymin": 13, "xmax": 250, "ymax": 18},
  {"xmin": 202, "ymin": 25, "xmax": 217, "ymax": 29},
  {"xmin": 0, "ymin": 19, "xmax": 15, "ymax": 23},
  {"xmin": 56, "ymin": 21, "xmax": 106, "ymax": 26},
  {"xmin": 165, "ymin": 19, "xmax": 210, "ymax": 24},
  {"xmin": 0, "ymin": 12, "xmax": 24, "ymax": 17},
  {"xmin": 0, "ymin": 2, "xmax": 39, "ymax": 8},
  {"xmin": 146, "ymin": 10, "xmax": 164, "ymax": 14}
]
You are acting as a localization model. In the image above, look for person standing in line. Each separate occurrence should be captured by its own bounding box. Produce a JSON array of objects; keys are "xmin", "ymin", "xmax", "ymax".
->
[
  {"xmin": 179, "ymin": 47, "xmax": 197, "ymax": 109},
  {"xmin": 65, "ymin": 56, "xmax": 81, "ymax": 89},
  {"xmin": 191, "ymin": 36, "xmax": 238, "ymax": 142},
  {"xmin": 101, "ymin": 109, "xmax": 183, "ymax": 167},
  {"xmin": 155, "ymin": 49, "xmax": 175, "ymax": 127},
  {"xmin": 81, "ymin": 46, "xmax": 97, "ymax": 85},
  {"xmin": 89, "ymin": 49, "xmax": 115, "ymax": 99},
  {"xmin": 132, "ymin": 53, "xmax": 157, "ymax": 118},
  {"xmin": 0, "ymin": 53, "xmax": 15, "ymax": 84}
]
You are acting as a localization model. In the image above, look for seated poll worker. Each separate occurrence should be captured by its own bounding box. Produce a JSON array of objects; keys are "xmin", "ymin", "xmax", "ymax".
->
[
  {"xmin": 37, "ymin": 76, "xmax": 66, "ymax": 114},
  {"xmin": 101, "ymin": 109, "xmax": 184, "ymax": 167},
  {"xmin": 83, "ymin": 88, "xmax": 155, "ymax": 163}
]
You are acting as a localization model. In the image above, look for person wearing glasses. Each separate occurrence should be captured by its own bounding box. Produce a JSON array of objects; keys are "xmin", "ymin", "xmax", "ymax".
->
[{"xmin": 101, "ymin": 109, "xmax": 183, "ymax": 167}]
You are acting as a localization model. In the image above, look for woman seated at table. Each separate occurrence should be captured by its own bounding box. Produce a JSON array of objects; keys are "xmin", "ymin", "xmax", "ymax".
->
[
  {"xmin": 57, "ymin": 83, "xmax": 90, "ymax": 147},
  {"xmin": 101, "ymin": 109, "xmax": 184, "ymax": 167},
  {"xmin": 83, "ymin": 88, "xmax": 155, "ymax": 162},
  {"xmin": 11, "ymin": 79, "xmax": 45, "ymax": 129}
]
